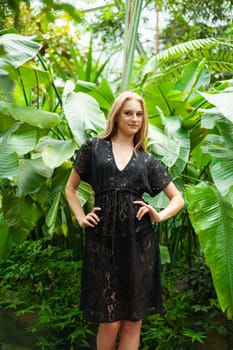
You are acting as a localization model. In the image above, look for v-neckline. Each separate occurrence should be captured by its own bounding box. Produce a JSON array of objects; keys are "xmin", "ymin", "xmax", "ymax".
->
[{"xmin": 110, "ymin": 140, "xmax": 134, "ymax": 173}]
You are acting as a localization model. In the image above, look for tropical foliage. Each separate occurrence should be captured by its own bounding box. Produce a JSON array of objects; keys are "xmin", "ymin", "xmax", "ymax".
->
[
  {"xmin": 1, "ymin": 28, "xmax": 233, "ymax": 318},
  {"xmin": 0, "ymin": 239, "xmax": 91, "ymax": 349},
  {"xmin": 0, "ymin": 0, "xmax": 233, "ymax": 347}
]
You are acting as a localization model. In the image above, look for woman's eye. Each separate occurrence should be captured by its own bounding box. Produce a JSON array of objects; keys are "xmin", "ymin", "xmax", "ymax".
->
[{"xmin": 123, "ymin": 110, "xmax": 143, "ymax": 117}]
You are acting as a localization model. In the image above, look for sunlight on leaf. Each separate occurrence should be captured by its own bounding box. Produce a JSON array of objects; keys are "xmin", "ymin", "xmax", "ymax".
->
[
  {"xmin": 185, "ymin": 184, "xmax": 233, "ymax": 318},
  {"xmin": 38, "ymin": 136, "xmax": 76, "ymax": 168},
  {"xmin": 62, "ymin": 80, "xmax": 106, "ymax": 145},
  {"xmin": 198, "ymin": 91, "xmax": 233, "ymax": 124},
  {"xmin": 0, "ymin": 33, "xmax": 41, "ymax": 74}
]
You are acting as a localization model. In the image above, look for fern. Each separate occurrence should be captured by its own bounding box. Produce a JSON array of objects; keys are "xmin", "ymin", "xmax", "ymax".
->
[
  {"xmin": 141, "ymin": 37, "xmax": 233, "ymax": 84},
  {"xmin": 156, "ymin": 38, "xmax": 218, "ymax": 61}
]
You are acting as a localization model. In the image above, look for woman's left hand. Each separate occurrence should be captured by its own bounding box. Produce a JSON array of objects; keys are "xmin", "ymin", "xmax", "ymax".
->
[{"xmin": 133, "ymin": 200, "xmax": 162, "ymax": 222}]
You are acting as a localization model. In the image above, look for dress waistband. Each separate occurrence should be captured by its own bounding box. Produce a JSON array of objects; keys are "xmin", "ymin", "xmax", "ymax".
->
[
  {"xmin": 95, "ymin": 187, "xmax": 141, "ymax": 197},
  {"xmin": 95, "ymin": 187, "xmax": 142, "ymax": 256}
]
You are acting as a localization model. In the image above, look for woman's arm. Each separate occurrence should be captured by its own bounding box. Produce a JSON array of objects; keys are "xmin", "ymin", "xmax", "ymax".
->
[
  {"xmin": 65, "ymin": 169, "xmax": 101, "ymax": 228},
  {"xmin": 133, "ymin": 182, "xmax": 184, "ymax": 222}
]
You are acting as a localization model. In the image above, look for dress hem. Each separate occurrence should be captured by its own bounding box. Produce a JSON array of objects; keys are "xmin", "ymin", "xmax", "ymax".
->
[{"xmin": 81, "ymin": 306, "xmax": 162, "ymax": 324}]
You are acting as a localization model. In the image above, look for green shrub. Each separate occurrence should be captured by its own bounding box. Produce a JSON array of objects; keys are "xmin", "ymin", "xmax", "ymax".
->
[
  {"xmin": 0, "ymin": 239, "xmax": 93, "ymax": 349},
  {"xmin": 141, "ymin": 257, "xmax": 233, "ymax": 350},
  {"xmin": 1, "ymin": 240, "xmax": 232, "ymax": 350}
]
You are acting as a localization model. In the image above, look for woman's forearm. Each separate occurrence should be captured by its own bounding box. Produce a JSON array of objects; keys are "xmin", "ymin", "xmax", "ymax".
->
[
  {"xmin": 156, "ymin": 194, "xmax": 184, "ymax": 222},
  {"xmin": 65, "ymin": 187, "xmax": 86, "ymax": 226}
]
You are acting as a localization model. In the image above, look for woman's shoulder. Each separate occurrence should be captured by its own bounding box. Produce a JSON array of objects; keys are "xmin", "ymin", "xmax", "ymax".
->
[
  {"xmin": 85, "ymin": 136, "xmax": 107, "ymax": 144},
  {"xmin": 85, "ymin": 136, "xmax": 97, "ymax": 143},
  {"xmin": 80, "ymin": 137, "xmax": 109, "ymax": 152},
  {"xmin": 138, "ymin": 149, "xmax": 163, "ymax": 167},
  {"xmin": 81, "ymin": 136, "xmax": 98, "ymax": 147},
  {"xmin": 138, "ymin": 149, "xmax": 154, "ymax": 160}
]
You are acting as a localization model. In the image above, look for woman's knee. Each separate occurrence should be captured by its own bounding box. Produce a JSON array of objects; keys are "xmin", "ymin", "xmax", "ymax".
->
[
  {"xmin": 120, "ymin": 320, "xmax": 142, "ymax": 335},
  {"xmin": 99, "ymin": 321, "xmax": 121, "ymax": 335}
]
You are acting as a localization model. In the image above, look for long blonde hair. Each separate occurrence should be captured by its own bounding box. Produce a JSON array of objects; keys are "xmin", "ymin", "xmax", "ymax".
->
[{"xmin": 100, "ymin": 91, "xmax": 148, "ymax": 151}]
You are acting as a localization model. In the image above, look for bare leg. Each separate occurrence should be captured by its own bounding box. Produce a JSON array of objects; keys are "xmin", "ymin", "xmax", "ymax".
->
[
  {"xmin": 117, "ymin": 320, "xmax": 142, "ymax": 350},
  {"xmin": 97, "ymin": 321, "xmax": 121, "ymax": 350}
]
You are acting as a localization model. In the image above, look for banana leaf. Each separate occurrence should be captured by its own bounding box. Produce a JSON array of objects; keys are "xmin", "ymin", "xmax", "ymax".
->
[
  {"xmin": 0, "ymin": 101, "xmax": 59, "ymax": 129},
  {"xmin": 37, "ymin": 136, "xmax": 76, "ymax": 169},
  {"xmin": 185, "ymin": 183, "xmax": 233, "ymax": 318},
  {"xmin": 198, "ymin": 91, "xmax": 233, "ymax": 124},
  {"xmin": 202, "ymin": 118, "xmax": 233, "ymax": 196},
  {"xmin": 62, "ymin": 80, "xmax": 106, "ymax": 145},
  {"xmin": 0, "ymin": 33, "xmax": 41, "ymax": 75}
]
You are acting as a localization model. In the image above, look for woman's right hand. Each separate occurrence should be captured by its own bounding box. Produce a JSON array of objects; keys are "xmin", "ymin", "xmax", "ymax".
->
[{"xmin": 79, "ymin": 207, "xmax": 102, "ymax": 228}]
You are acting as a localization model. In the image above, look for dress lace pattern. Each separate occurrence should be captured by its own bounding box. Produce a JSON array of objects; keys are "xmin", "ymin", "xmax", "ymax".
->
[{"xmin": 73, "ymin": 137, "xmax": 171, "ymax": 323}]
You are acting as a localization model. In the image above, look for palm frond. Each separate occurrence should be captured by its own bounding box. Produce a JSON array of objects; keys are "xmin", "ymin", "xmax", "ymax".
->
[
  {"xmin": 157, "ymin": 38, "xmax": 218, "ymax": 61},
  {"xmin": 142, "ymin": 37, "xmax": 233, "ymax": 84}
]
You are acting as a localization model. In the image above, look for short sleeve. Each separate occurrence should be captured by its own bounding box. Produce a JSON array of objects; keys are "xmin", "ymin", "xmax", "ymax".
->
[
  {"xmin": 73, "ymin": 138, "xmax": 93, "ymax": 182},
  {"xmin": 147, "ymin": 155, "xmax": 172, "ymax": 196}
]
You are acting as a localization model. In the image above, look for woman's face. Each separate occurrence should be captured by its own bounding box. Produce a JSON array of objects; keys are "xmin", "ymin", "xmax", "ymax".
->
[{"xmin": 116, "ymin": 98, "xmax": 143, "ymax": 137}]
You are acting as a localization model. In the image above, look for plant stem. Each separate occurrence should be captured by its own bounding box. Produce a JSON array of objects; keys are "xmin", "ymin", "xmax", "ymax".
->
[{"xmin": 121, "ymin": 0, "xmax": 143, "ymax": 91}]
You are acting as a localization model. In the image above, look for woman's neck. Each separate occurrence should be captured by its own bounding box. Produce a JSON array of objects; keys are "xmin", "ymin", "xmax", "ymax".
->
[{"xmin": 111, "ymin": 133, "xmax": 134, "ymax": 148}]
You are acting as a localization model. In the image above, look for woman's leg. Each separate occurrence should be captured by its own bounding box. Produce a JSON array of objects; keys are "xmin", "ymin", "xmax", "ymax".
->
[
  {"xmin": 118, "ymin": 320, "xmax": 142, "ymax": 350},
  {"xmin": 97, "ymin": 321, "xmax": 121, "ymax": 350}
]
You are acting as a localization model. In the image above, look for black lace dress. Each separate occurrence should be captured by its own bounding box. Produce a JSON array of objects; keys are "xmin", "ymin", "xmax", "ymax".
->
[{"xmin": 73, "ymin": 137, "xmax": 171, "ymax": 323}]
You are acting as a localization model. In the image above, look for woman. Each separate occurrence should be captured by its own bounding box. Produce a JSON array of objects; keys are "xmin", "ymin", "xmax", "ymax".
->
[{"xmin": 65, "ymin": 91, "xmax": 184, "ymax": 350}]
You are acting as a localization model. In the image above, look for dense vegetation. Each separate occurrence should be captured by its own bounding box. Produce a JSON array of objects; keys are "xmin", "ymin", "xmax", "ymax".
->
[{"xmin": 0, "ymin": 1, "xmax": 233, "ymax": 349}]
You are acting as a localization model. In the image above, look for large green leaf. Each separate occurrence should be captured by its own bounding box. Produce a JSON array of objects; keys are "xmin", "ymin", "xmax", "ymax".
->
[
  {"xmin": 0, "ymin": 122, "xmax": 21, "ymax": 178},
  {"xmin": 0, "ymin": 74, "xmax": 14, "ymax": 101},
  {"xmin": 0, "ymin": 130, "xmax": 37, "ymax": 156},
  {"xmin": 45, "ymin": 192, "xmax": 61, "ymax": 234},
  {"xmin": 185, "ymin": 184, "xmax": 233, "ymax": 318},
  {"xmin": 148, "ymin": 124, "xmax": 179, "ymax": 168},
  {"xmin": 144, "ymin": 81, "xmax": 185, "ymax": 118},
  {"xmin": 198, "ymin": 91, "xmax": 233, "ymax": 124},
  {"xmin": 148, "ymin": 112, "xmax": 190, "ymax": 177},
  {"xmin": 202, "ymin": 119, "xmax": 233, "ymax": 195},
  {"xmin": 0, "ymin": 152, "xmax": 18, "ymax": 178},
  {"xmin": 163, "ymin": 116, "xmax": 190, "ymax": 177},
  {"xmin": 1, "ymin": 195, "xmax": 42, "ymax": 260},
  {"xmin": 0, "ymin": 33, "xmax": 41, "ymax": 75},
  {"xmin": 174, "ymin": 60, "xmax": 210, "ymax": 100},
  {"xmin": 3, "ymin": 195, "xmax": 42, "ymax": 230},
  {"xmin": 202, "ymin": 134, "xmax": 232, "ymax": 159},
  {"xmin": 62, "ymin": 80, "xmax": 106, "ymax": 145},
  {"xmin": 0, "ymin": 101, "xmax": 59, "ymax": 129},
  {"xmin": 37, "ymin": 136, "xmax": 76, "ymax": 169},
  {"xmin": 17, "ymin": 158, "xmax": 53, "ymax": 195},
  {"xmin": 211, "ymin": 159, "xmax": 233, "ymax": 196},
  {"xmin": 89, "ymin": 78, "xmax": 115, "ymax": 112},
  {"xmin": 14, "ymin": 66, "xmax": 50, "ymax": 88},
  {"xmin": 160, "ymin": 245, "xmax": 171, "ymax": 264},
  {"xmin": 78, "ymin": 181, "xmax": 94, "ymax": 207},
  {"xmin": 0, "ymin": 214, "xmax": 12, "ymax": 260},
  {"xmin": 48, "ymin": 163, "xmax": 72, "ymax": 194}
]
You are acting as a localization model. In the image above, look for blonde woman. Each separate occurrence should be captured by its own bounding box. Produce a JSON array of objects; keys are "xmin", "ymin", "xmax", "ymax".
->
[{"xmin": 65, "ymin": 91, "xmax": 184, "ymax": 350}]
